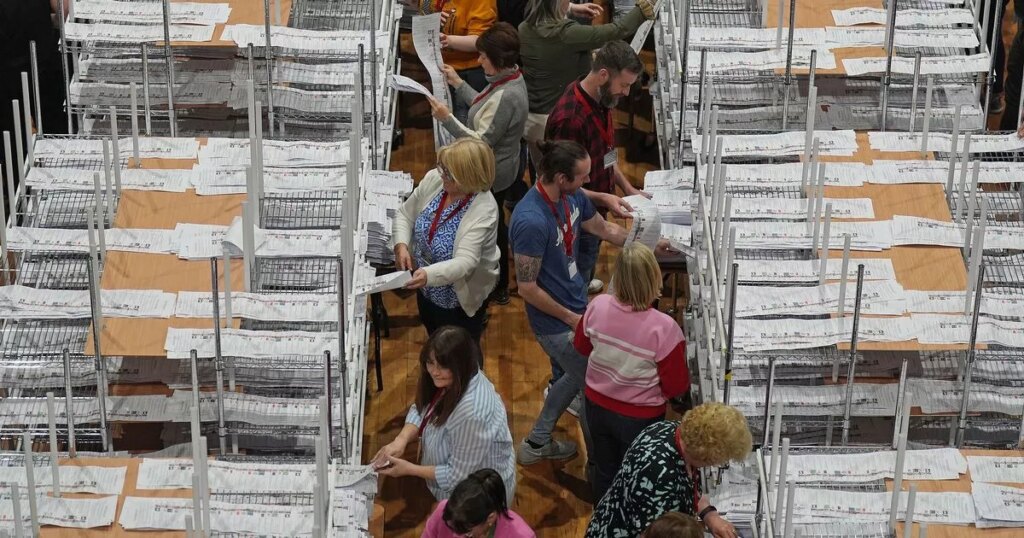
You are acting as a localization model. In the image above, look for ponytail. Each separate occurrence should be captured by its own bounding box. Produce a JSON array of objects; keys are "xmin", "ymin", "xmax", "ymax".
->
[
  {"xmin": 536, "ymin": 139, "xmax": 588, "ymax": 184},
  {"xmin": 442, "ymin": 469, "xmax": 510, "ymax": 533}
]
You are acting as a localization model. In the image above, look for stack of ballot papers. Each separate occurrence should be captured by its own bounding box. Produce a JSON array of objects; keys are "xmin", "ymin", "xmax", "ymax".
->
[
  {"xmin": 0, "ymin": 287, "xmax": 176, "ymax": 319},
  {"xmin": 972, "ymin": 483, "xmax": 1024, "ymax": 528}
]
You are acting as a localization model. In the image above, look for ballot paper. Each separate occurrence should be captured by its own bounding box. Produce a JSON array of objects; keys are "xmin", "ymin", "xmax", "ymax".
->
[
  {"xmin": 220, "ymin": 25, "xmax": 388, "ymax": 56},
  {"xmin": 905, "ymin": 288, "xmax": 1024, "ymax": 318},
  {"xmin": 223, "ymin": 216, "xmax": 342, "ymax": 258},
  {"xmin": 198, "ymin": 137, "xmax": 366, "ymax": 168},
  {"xmin": 729, "ymin": 197, "xmax": 875, "ymax": 220},
  {"xmin": 968, "ymin": 456, "xmax": 1024, "ymax": 484},
  {"xmin": 910, "ymin": 378, "xmax": 1024, "ymax": 415},
  {"xmin": 831, "ymin": 7, "xmax": 976, "ymax": 27},
  {"xmin": 725, "ymin": 220, "xmax": 893, "ymax": 251},
  {"xmin": 768, "ymin": 448, "xmax": 967, "ymax": 483},
  {"xmin": 868, "ymin": 131, "xmax": 1024, "ymax": 153},
  {"xmin": 0, "ymin": 287, "xmax": 176, "ymax": 319},
  {"xmin": 735, "ymin": 258, "xmax": 896, "ymax": 283},
  {"xmin": 623, "ymin": 197, "xmax": 663, "ymax": 250},
  {"xmin": 642, "ymin": 168, "xmax": 695, "ymax": 191},
  {"xmin": 353, "ymin": 271, "xmax": 413, "ymax": 295},
  {"xmin": 4, "ymin": 227, "xmax": 180, "ymax": 255},
  {"xmin": 3, "ymin": 495, "xmax": 120, "ymax": 529},
  {"xmin": 844, "ymin": 53, "xmax": 991, "ymax": 76},
  {"xmin": 119, "ymin": 497, "xmax": 313, "ymax": 535},
  {"xmin": 389, "ymin": 73, "xmax": 433, "ymax": 97},
  {"xmin": 690, "ymin": 130, "xmax": 858, "ymax": 157},
  {"xmin": 34, "ymin": 137, "xmax": 199, "ymax": 160},
  {"xmin": 870, "ymin": 160, "xmax": 1024, "ymax": 185},
  {"xmin": 413, "ymin": 14, "xmax": 455, "ymax": 149},
  {"xmin": 729, "ymin": 383, "xmax": 898, "ymax": 417},
  {"xmin": 731, "ymin": 316, "xmax": 916, "ymax": 351},
  {"xmin": 0, "ymin": 465, "xmax": 126, "ymax": 495},
  {"xmin": 732, "ymin": 279, "xmax": 907, "ymax": 318},
  {"xmin": 825, "ymin": 27, "xmax": 979, "ymax": 49},
  {"xmin": 72, "ymin": 0, "xmax": 232, "ymax": 24},
  {"xmin": 788, "ymin": 489, "xmax": 976, "ymax": 525},
  {"xmin": 891, "ymin": 215, "xmax": 1024, "ymax": 250},
  {"xmin": 174, "ymin": 291, "xmax": 339, "ymax": 323},
  {"xmin": 137, "ymin": 459, "xmax": 317, "ymax": 492},
  {"xmin": 164, "ymin": 328, "xmax": 340, "ymax": 359},
  {"xmin": 63, "ymin": 22, "xmax": 215, "ymax": 43},
  {"xmin": 696, "ymin": 162, "xmax": 867, "ymax": 188},
  {"xmin": 682, "ymin": 48, "xmax": 837, "ymax": 74},
  {"xmin": 71, "ymin": 80, "xmax": 232, "ymax": 108},
  {"xmin": 630, "ymin": 0, "xmax": 665, "ymax": 52},
  {"xmin": 26, "ymin": 167, "xmax": 193, "ymax": 192},
  {"xmin": 972, "ymin": 483, "xmax": 1024, "ymax": 528},
  {"xmin": 685, "ymin": 27, "xmax": 828, "ymax": 49}
]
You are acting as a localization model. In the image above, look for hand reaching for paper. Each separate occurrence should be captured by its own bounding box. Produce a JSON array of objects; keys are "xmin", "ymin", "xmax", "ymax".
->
[
  {"xmin": 441, "ymin": 64, "xmax": 462, "ymax": 87},
  {"xmin": 394, "ymin": 244, "xmax": 414, "ymax": 271},
  {"xmin": 598, "ymin": 192, "xmax": 634, "ymax": 218},
  {"xmin": 439, "ymin": 33, "xmax": 450, "ymax": 49},
  {"xmin": 570, "ymin": 3, "xmax": 603, "ymax": 18},
  {"xmin": 427, "ymin": 95, "xmax": 452, "ymax": 120},
  {"xmin": 654, "ymin": 238, "xmax": 680, "ymax": 257}
]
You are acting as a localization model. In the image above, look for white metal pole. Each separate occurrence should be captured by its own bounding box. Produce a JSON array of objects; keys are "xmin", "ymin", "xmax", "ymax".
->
[
  {"xmin": 903, "ymin": 484, "xmax": 918, "ymax": 538},
  {"xmin": 774, "ymin": 437, "xmax": 790, "ymax": 528},
  {"xmin": 920, "ymin": 77, "xmax": 934, "ymax": 157},
  {"xmin": 129, "ymin": 83, "xmax": 140, "ymax": 167},
  {"xmin": 818, "ymin": 204, "xmax": 832, "ymax": 285},
  {"xmin": 21, "ymin": 432, "xmax": 39, "ymax": 537},
  {"xmin": 889, "ymin": 433, "xmax": 908, "ymax": 533},
  {"xmin": 46, "ymin": 392, "xmax": 61, "ymax": 497}
]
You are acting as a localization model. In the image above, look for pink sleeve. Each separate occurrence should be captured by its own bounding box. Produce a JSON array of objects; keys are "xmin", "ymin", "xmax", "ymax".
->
[{"xmin": 422, "ymin": 501, "xmax": 449, "ymax": 538}]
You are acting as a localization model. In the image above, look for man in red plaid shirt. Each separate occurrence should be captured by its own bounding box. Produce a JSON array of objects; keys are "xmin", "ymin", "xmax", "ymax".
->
[{"xmin": 545, "ymin": 40, "xmax": 648, "ymax": 293}]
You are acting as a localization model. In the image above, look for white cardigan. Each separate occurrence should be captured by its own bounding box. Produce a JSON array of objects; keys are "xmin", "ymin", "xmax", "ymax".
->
[{"xmin": 391, "ymin": 169, "xmax": 499, "ymax": 317}]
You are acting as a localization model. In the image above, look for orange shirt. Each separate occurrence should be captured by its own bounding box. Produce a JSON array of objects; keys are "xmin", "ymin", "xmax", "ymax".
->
[{"xmin": 420, "ymin": 0, "xmax": 496, "ymax": 71}]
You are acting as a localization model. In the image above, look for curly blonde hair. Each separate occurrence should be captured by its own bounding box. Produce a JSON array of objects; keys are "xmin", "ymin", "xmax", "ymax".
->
[{"xmin": 679, "ymin": 402, "xmax": 752, "ymax": 466}]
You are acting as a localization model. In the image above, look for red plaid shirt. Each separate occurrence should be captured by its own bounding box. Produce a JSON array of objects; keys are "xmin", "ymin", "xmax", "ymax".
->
[{"xmin": 544, "ymin": 80, "xmax": 615, "ymax": 198}]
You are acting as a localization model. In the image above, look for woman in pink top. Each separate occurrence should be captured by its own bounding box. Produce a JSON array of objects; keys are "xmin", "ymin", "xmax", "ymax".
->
[
  {"xmin": 422, "ymin": 469, "xmax": 535, "ymax": 538},
  {"xmin": 573, "ymin": 243, "xmax": 690, "ymax": 500}
]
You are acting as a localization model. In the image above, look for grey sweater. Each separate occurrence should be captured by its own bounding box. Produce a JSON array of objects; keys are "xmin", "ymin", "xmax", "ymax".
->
[{"xmin": 441, "ymin": 68, "xmax": 529, "ymax": 193}]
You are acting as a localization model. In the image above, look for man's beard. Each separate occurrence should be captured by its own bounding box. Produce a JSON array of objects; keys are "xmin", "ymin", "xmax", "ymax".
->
[{"xmin": 598, "ymin": 81, "xmax": 619, "ymax": 108}]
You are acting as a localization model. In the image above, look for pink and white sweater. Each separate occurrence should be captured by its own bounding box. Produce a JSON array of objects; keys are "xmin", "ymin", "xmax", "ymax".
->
[{"xmin": 574, "ymin": 294, "xmax": 689, "ymax": 418}]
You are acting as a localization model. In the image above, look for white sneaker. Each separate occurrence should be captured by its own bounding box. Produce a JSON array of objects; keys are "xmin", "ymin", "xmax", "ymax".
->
[
  {"xmin": 587, "ymin": 278, "xmax": 604, "ymax": 294},
  {"xmin": 543, "ymin": 385, "xmax": 550, "ymax": 399},
  {"xmin": 567, "ymin": 392, "xmax": 583, "ymax": 418}
]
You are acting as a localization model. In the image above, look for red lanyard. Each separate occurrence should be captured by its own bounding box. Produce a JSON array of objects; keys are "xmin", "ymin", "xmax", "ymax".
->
[
  {"xmin": 675, "ymin": 427, "xmax": 702, "ymax": 512},
  {"xmin": 432, "ymin": 0, "xmax": 446, "ymax": 13},
  {"xmin": 536, "ymin": 183, "xmax": 574, "ymax": 258},
  {"xmin": 573, "ymin": 83, "xmax": 614, "ymax": 147},
  {"xmin": 427, "ymin": 192, "xmax": 472, "ymax": 246},
  {"xmin": 472, "ymin": 69, "xmax": 522, "ymax": 106},
  {"xmin": 418, "ymin": 390, "xmax": 446, "ymax": 438}
]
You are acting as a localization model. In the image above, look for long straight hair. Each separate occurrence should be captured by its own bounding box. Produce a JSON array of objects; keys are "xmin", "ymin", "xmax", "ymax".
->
[
  {"xmin": 415, "ymin": 326, "xmax": 481, "ymax": 427},
  {"xmin": 524, "ymin": 0, "xmax": 565, "ymax": 26}
]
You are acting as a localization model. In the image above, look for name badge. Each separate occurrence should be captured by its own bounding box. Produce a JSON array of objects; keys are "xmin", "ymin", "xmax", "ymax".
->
[
  {"xmin": 568, "ymin": 260, "xmax": 578, "ymax": 279},
  {"xmin": 603, "ymin": 149, "xmax": 618, "ymax": 169}
]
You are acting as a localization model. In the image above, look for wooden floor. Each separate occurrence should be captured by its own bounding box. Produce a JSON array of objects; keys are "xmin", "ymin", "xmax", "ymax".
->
[{"xmin": 365, "ymin": 105, "xmax": 659, "ymax": 537}]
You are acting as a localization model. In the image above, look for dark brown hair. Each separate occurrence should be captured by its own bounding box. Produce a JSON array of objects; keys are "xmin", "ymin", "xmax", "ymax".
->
[
  {"xmin": 415, "ymin": 326, "xmax": 481, "ymax": 427},
  {"xmin": 443, "ymin": 468, "xmax": 510, "ymax": 533},
  {"xmin": 476, "ymin": 22, "xmax": 520, "ymax": 70},
  {"xmin": 536, "ymin": 139, "xmax": 588, "ymax": 184},
  {"xmin": 641, "ymin": 512, "xmax": 703, "ymax": 538}
]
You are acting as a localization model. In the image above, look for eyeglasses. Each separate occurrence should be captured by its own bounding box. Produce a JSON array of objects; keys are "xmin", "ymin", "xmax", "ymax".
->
[{"xmin": 437, "ymin": 165, "xmax": 457, "ymax": 184}]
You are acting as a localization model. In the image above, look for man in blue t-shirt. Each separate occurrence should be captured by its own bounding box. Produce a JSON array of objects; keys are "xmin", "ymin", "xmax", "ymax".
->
[{"xmin": 510, "ymin": 140, "xmax": 674, "ymax": 467}]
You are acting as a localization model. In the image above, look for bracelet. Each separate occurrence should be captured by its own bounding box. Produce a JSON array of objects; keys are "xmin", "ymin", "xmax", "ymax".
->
[{"xmin": 698, "ymin": 505, "xmax": 718, "ymax": 521}]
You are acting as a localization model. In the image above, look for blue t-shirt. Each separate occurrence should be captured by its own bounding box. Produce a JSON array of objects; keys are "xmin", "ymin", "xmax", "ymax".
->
[{"xmin": 509, "ymin": 186, "xmax": 596, "ymax": 335}]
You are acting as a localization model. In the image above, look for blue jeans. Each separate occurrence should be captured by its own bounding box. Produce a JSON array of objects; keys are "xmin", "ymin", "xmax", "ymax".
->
[
  {"xmin": 577, "ymin": 231, "xmax": 601, "ymax": 283},
  {"xmin": 528, "ymin": 332, "xmax": 593, "ymax": 457}
]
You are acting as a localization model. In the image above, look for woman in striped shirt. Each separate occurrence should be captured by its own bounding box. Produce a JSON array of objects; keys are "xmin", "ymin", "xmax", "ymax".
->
[
  {"xmin": 372, "ymin": 326, "xmax": 516, "ymax": 502},
  {"xmin": 573, "ymin": 242, "xmax": 690, "ymax": 500}
]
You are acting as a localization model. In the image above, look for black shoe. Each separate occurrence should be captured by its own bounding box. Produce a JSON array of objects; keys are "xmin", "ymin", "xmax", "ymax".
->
[{"xmin": 489, "ymin": 288, "xmax": 510, "ymax": 305}]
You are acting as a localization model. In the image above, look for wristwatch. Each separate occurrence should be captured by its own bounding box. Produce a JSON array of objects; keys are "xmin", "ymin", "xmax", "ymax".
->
[{"xmin": 698, "ymin": 505, "xmax": 718, "ymax": 521}]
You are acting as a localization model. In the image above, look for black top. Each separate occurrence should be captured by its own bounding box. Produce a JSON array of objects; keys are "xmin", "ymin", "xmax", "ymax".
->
[{"xmin": 497, "ymin": 0, "xmax": 529, "ymax": 29}]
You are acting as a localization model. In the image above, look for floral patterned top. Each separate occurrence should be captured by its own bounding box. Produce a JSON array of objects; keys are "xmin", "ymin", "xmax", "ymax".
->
[
  {"xmin": 413, "ymin": 191, "xmax": 473, "ymax": 309},
  {"xmin": 585, "ymin": 420, "xmax": 701, "ymax": 538}
]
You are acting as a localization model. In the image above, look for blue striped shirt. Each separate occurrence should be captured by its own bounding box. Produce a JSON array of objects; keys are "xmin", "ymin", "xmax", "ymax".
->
[{"xmin": 406, "ymin": 372, "xmax": 516, "ymax": 502}]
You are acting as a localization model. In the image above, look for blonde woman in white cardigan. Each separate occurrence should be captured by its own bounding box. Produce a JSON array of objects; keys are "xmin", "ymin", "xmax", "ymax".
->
[{"xmin": 392, "ymin": 138, "xmax": 500, "ymax": 342}]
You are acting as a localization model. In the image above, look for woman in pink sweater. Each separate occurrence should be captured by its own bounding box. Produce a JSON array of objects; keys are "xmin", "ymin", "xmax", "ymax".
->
[
  {"xmin": 573, "ymin": 243, "xmax": 690, "ymax": 501},
  {"xmin": 422, "ymin": 468, "xmax": 535, "ymax": 538}
]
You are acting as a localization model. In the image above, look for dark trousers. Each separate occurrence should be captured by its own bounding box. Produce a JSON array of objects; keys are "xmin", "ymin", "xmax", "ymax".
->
[
  {"xmin": 1001, "ymin": 25, "xmax": 1024, "ymax": 130},
  {"xmin": 987, "ymin": 0, "xmax": 1007, "ymax": 94},
  {"xmin": 452, "ymin": 67, "xmax": 488, "ymax": 124},
  {"xmin": 491, "ymin": 187, "xmax": 511, "ymax": 293},
  {"xmin": 585, "ymin": 396, "xmax": 664, "ymax": 502},
  {"xmin": 416, "ymin": 291, "xmax": 487, "ymax": 349}
]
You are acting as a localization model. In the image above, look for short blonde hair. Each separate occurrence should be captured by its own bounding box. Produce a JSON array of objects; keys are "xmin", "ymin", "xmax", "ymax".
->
[
  {"xmin": 437, "ymin": 138, "xmax": 495, "ymax": 194},
  {"xmin": 679, "ymin": 403, "xmax": 752, "ymax": 467},
  {"xmin": 612, "ymin": 243, "xmax": 661, "ymax": 311}
]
